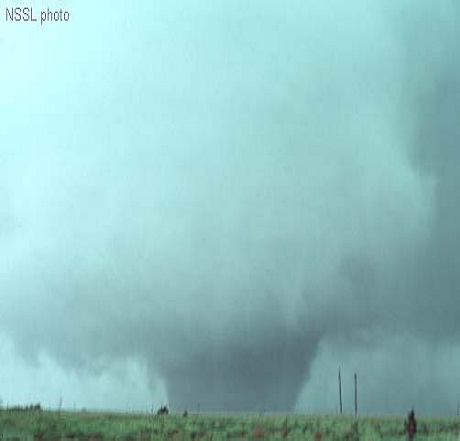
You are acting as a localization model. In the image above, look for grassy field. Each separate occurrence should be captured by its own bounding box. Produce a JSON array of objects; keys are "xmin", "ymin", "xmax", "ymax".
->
[{"xmin": 1, "ymin": 409, "xmax": 460, "ymax": 440}]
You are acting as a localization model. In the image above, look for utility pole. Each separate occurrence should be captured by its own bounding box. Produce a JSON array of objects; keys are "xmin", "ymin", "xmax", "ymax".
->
[
  {"xmin": 338, "ymin": 368, "xmax": 343, "ymax": 415},
  {"xmin": 354, "ymin": 372, "xmax": 358, "ymax": 416}
]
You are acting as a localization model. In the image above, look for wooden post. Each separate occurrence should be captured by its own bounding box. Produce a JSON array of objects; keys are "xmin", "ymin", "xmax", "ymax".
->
[
  {"xmin": 338, "ymin": 368, "xmax": 343, "ymax": 415},
  {"xmin": 354, "ymin": 372, "xmax": 358, "ymax": 416}
]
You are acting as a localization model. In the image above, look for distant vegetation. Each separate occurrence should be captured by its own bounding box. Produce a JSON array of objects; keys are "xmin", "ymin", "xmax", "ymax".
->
[
  {"xmin": 0, "ymin": 408, "xmax": 459, "ymax": 440},
  {"xmin": 3, "ymin": 403, "xmax": 42, "ymax": 412},
  {"xmin": 156, "ymin": 405, "xmax": 169, "ymax": 415}
]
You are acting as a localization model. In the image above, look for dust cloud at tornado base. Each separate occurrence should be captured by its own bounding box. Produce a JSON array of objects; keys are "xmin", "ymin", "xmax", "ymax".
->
[{"xmin": 0, "ymin": 1, "xmax": 460, "ymax": 413}]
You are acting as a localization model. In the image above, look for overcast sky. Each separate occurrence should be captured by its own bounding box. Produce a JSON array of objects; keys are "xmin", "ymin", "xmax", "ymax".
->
[{"xmin": 1, "ymin": 0, "xmax": 459, "ymax": 415}]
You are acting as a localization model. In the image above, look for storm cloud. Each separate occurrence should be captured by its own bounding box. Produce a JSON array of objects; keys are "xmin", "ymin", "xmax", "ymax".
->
[{"xmin": 0, "ymin": 1, "xmax": 459, "ymax": 413}]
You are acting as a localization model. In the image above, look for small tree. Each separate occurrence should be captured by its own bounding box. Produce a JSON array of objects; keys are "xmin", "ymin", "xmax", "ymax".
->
[{"xmin": 405, "ymin": 409, "xmax": 417, "ymax": 440}]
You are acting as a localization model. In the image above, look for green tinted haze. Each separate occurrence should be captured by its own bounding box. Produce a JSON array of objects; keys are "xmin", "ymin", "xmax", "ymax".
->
[{"xmin": 0, "ymin": 0, "xmax": 459, "ymax": 414}]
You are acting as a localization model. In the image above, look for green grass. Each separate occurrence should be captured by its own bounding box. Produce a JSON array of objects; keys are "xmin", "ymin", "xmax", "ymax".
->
[{"xmin": 1, "ymin": 409, "xmax": 460, "ymax": 440}]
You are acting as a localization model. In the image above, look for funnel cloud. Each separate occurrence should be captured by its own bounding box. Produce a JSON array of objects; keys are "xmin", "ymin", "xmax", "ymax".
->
[{"xmin": 0, "ymin": 1, "xmax": 459, "ymax": 414}]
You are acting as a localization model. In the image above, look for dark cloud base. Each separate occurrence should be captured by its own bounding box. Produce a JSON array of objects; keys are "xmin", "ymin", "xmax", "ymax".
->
[{"xmin": 157, "ymin": 327, "xmax": 321, "ymax": 412}]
